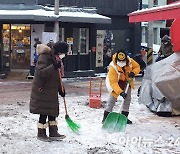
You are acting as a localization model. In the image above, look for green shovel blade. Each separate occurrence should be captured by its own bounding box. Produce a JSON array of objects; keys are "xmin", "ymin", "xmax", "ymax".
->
[{"xmin": 102, "ymin": 112, "xmax": 127, "ymax": 132}]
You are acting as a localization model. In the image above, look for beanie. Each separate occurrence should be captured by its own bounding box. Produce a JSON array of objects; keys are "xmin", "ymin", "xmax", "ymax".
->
[
  {"xmin": 161, "ymin": 35, "xmax": 171, "ymax": 42},
  {"xmin": 53, "ymin": 41, "xmax": 68, "ymax": 55},
  {"xmin": 116, "ymin": 49, "xmax": 127, "ymax": 61}
]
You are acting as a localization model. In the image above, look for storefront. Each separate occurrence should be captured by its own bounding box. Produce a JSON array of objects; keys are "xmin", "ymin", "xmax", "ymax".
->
[{"xmin": 0, "ymin": 4, "xmax": 111, "ymax": 76}]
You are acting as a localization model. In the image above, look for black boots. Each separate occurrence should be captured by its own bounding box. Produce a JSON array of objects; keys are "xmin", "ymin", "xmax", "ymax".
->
[
  {"xmin": 37, "ymin": 123, "xmax": 50, "ymax": 142},
  {"xmin": 121, "ymin": 111, "xmax": 132, "ymax": 124},
  {"xmin": 102, "ymin": 110, "xmax": 110, "ymax": 123},
  {"xmin": 49, "ymin": 121, "xmax": 66, "ymax": 141},
  {"xmin": 37, "ymin": 121, "xmax": 66, "ymax": 142}
]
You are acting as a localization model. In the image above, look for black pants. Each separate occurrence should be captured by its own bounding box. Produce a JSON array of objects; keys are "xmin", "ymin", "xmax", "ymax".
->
[{"xmin": 39, "ymin": 114, "xmax": 56, "ymax": 124}]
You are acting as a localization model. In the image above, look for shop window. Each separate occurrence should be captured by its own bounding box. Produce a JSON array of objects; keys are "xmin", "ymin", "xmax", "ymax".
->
[
  {"xmin": 72, "ymin": 28, "xmax": 89, "ymax": 55},
  {"xmin": 59, "ymin": 28, "xmax": 64, "ymax": 41},
  {"xmin": 11, "ymin": 24, "xmax": 30, "ymax": 69},
  {"xmin": 72, "ymin": 28, "xmax": 79, "ymax": 55},
  {"xmin": 153, "ymin": 28, "xmax": 158, "ymax": 44},
  {"xmin": 154, "ymin": 0, "xmax": 158, "ymax": 6},
  {"xmin": 2, "ymin": 24, "xmax": 10, "ymax": 70},
  {"xmin": 80, "ymin": 28, "xmax": 89, "ymax": 54},
  {"xmin": 145, "ymin": 27, "xmax": 148, "ymax": 43}
]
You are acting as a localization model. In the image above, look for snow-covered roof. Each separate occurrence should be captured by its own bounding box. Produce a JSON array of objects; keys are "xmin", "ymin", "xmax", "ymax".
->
[{"xmin": 0, "ymin": 4, "xmax": 111, "ymax": 24}]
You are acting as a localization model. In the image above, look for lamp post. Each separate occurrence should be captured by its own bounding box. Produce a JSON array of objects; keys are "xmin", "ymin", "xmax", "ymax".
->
[
  {"xmin": 54, "ymin": 0, "xmax": 59, "ymax": 41},
  {"xmin": 147, "ymin": 0, "xmax": 154, "ymax": 65}
]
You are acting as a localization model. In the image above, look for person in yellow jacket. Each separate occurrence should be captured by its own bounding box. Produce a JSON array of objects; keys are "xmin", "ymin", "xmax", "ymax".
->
[{"xmin": 102, "ymin": 49, "xmax": 140, "ymax": 124}]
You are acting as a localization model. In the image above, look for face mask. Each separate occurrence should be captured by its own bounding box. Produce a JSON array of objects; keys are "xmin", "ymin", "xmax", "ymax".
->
[
  {"xmin": 117, "ymin": 61, "xmax": 126, "ymax": 67},
  {"xmin": 163, "ymin": 42, "xmax": 168, "ymax": 45},
  {"xmin": 59, "ymin": 54, "xmax": 65, "ymax": 59}
]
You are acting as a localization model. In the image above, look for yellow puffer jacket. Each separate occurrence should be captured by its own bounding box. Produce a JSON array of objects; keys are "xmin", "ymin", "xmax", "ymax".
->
[{"xmin": 106, "ymin": 53, "xmax": 140, "ymax": 98}]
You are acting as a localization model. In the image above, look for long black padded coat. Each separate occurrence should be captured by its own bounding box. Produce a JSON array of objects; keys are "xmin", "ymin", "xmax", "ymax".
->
[{"xmin": 30, "ymin": 44, "xmax": 62, "ymax": 117}]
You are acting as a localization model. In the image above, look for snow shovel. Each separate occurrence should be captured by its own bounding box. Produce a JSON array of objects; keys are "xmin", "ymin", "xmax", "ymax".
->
[
  {"xmin": 58, "ymin": 69, "xmax": 80, "ymax": 133},
  {"xmin": 102, "ymin": 82, "xmax": 130, "ymax": 132}
]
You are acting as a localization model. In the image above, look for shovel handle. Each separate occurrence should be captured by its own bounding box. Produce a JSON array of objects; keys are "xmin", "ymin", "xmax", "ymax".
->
[
  {"xmin": 63, "ymin": 97, "xmax": 68, "ymax": 116},
  {"xmin": 58, "ymin": 69, "xmax": 68, "ymax": 116},
  {"xmin": 124, "ymin": 82, "xmax": 130, "ymax": 94},
  {"xmin": 119, "ymin": 82, "xmax": 130, "ymax": 113}
]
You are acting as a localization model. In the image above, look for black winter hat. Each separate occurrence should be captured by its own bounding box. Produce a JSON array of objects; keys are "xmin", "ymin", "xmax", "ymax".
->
[
  {"xmin": 161, "ymin": 35, "xmax": 171, "ymax": 42},
  {"xmin": 116, "ymin": 49, "xmax": 128, "ymax": 61},
  {"xmin": 53, "ymin": 41, "xmax": 68, "ymax": 55}
]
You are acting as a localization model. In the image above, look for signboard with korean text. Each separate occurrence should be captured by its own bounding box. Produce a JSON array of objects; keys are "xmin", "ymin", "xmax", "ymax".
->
[{"xmin": 96, "ymin": 30, "xmax": 105, "ymax": 67}]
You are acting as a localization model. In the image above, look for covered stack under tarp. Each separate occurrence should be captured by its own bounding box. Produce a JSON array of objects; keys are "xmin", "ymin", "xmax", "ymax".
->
[{"xmin": 139, "ymin": 53, "xmax": 180, "ymax": 116}]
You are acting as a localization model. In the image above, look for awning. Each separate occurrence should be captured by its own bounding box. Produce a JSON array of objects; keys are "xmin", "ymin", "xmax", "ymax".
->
[
  {"xmin": 128, "ymin": 2, "xmax": 180, "ymax": 22},
  {"xmin": 0, "ymin": 5, "xmax": 111, "ymax": 24}
]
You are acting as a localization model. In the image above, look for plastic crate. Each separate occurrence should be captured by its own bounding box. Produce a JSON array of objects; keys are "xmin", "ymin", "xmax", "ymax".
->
[{"xmin": 89, "ymin": 77, "xmax": 102, "ymax": 108}]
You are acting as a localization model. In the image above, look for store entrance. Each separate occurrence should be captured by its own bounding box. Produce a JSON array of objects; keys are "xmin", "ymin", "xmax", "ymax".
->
[
  {"xmin": 2, "ymin": 24, "xmax": 31, "ymax": 70},
  {"xmin": 11, "ymin": 24, "xmax": 31, "ymax": 69}
]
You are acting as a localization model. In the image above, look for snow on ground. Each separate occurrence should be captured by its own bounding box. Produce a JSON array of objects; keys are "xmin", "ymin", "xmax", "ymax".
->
[{"xmin": 0, "ymin": 77, "xmax": 179, "ymax": 154}]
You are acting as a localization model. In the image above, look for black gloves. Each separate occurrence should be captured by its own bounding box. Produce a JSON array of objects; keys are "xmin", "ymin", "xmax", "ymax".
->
[
  {"xmin": 59, "ymin": 87, "xmax": 65, "ymax": 97},
  {"xmin": 128, "ymin": 72, "xmax": 135, "ymax": 78},
  {"xmin": 53, "ymin": 61, "xmax": 61, "ymax": 70},
  {"xmin": 120, "ymin": 92, "xmax": 127, "ymax": 99}
]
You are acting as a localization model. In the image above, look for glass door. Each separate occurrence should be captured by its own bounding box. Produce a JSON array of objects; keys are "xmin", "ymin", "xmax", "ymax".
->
[{"xmin": 72, "ymin": 28, "xmax": 89, "ymax": 55}]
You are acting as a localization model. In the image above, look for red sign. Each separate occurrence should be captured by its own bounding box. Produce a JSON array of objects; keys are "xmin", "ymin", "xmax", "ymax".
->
[{"xmin": 92, "ymin": 47, "xmax": 96, "ymax": 52}]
